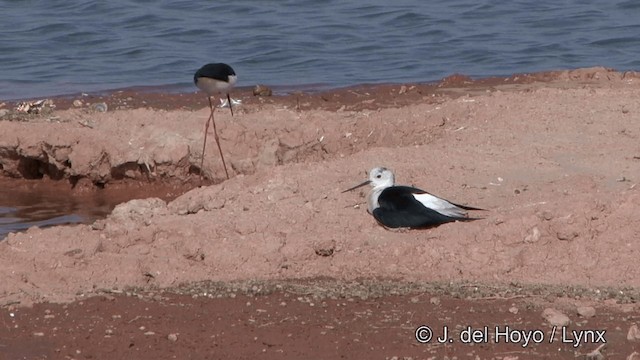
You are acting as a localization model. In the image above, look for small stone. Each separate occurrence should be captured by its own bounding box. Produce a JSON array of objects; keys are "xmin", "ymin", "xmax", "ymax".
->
[
  {"xmin": 313, "ymin": 239, "xmax": 336, "ymax": 257},
  {"xmin": 410, "ymin": 296, "xmax": 420, "ymax": 304},
  {"xmin": 0, "ymin": 109, "xmax": 9, "ymax": 118},
  {"xmin": 167, "ymin": 333, "xmax": 178, "ymax": 342},
  {"xmin": 542, "ymin": 308, "xmax": 570, "ymax": 327},
  {"xmin": 253, "ymin": 84, "xmax": 272, "ymax": 96},
  {"xmin": 577, "ymin": 306, "xmax": 596, "ymax": 318},
  {"xmin": 585, "ymin": 347, "xmax": 605, "ymax": 360},
  {"xmin": 72, "ymin": 99, "xmax": 83, "ymax": 107},
  {"xmin": 627, "ymin": 324, "xmax": 640, "ymax": 342},
  {"xmin": 92, "ymin": 102, "xmax": 108, "ymax": 112},
  {"xmin": 429, "ymin": 297, "xmax": 441, "ymax": 305},
  {"xmin": 556, "ymin": 230, "xmax": 578, "ymax": 241},
  {"xmin": 33, "ymin": 332, "xmax": 45, "ymax": 336},
  {"xmin": 509, "ymin": 306, "xmax": 519, "ymax": 314},
  {"xmin": 524, "ymin": 226, "xmax": 541, "ymax": 243},
  {"xmin": 144, "ymin": 331, "xmax": 155, "ymax": 336},
  {"xmin": 627, "ymin": 351, "xmax": 640, "ymax": 360}
]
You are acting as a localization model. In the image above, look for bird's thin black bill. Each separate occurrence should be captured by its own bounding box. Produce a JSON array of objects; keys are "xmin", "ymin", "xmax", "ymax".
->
[{"xmin": 341, "ymin": 180, "xmax": 371, "ymax": 193}]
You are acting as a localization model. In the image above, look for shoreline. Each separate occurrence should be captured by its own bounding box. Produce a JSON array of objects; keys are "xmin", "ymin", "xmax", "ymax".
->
[{"xmin": 3, "ymin": 66, "xmax": 638, "ymax": 113}]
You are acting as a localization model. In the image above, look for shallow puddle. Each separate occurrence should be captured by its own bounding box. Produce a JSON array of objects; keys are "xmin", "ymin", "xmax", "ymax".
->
[{"xmin": 0, "ymin": 178, "xmax": 193, "ymax": 240}]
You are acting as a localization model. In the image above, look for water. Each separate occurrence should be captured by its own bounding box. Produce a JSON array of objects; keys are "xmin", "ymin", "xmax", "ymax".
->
[
  {"xmin": 0, "ymin": 180, "xmax": 187, "ymax": 240},
  {"xmin": 1, "ymin": 0, "xmax": 639, "ymax": 100},
  {"xmin": 0, "ymin": 183, "xmax": 110, "ymax": 239}
]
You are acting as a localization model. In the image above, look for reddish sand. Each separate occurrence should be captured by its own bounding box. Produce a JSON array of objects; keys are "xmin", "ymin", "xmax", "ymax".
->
[{"xmin": 1, "ymin": 67, "xmax": 640, "ymax": 359}]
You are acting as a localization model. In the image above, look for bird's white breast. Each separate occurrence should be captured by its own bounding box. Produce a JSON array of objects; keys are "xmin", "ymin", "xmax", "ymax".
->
[{"xmin": 196, "ymin": 76, "xmax": 236, "ymax": 95}]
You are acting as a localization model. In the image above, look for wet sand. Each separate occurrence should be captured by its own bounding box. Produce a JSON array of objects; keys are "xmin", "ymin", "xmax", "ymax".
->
[{"xmin": 1, "ymin": 67, "xmax": 640, "ymax": 358}]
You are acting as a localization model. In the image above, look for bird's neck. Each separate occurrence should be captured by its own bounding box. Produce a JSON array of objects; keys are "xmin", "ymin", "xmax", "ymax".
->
[{"xmin": 367, "ymin": 186, "xmax": 387, "ymax": 214}]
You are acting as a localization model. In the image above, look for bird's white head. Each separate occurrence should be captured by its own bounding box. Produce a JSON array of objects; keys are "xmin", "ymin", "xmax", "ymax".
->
[
  {"xmin": 342, "ymin": 166, "xmax": 395, "ymax": 193},
  {"xmin": 368, "ymin": 167, "xmax": 395, "ymax": 188}
]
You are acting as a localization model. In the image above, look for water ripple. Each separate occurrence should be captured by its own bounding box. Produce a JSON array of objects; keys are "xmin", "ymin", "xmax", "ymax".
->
[{"xmin": 0, "ymin": 0, "xmax": 638, "ymax": 100}]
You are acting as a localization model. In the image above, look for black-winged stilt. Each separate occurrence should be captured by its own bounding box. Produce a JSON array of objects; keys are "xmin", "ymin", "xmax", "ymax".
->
[
  {"xmin": 343, "ymin": 167, "xmax": 484, "ymax": 229},
  {"xmin": 194, "ymin": 63, "xmax": 237, "ymax": 180}
]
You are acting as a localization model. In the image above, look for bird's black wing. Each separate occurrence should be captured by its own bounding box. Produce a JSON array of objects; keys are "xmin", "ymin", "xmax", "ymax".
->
[
  {"xmin": 194, "ymin": 63, "xmax": 236, "ymax": 83},
  {"xmin": 373, "ymin": 186, "xmax": 468, "ymax": 228}
]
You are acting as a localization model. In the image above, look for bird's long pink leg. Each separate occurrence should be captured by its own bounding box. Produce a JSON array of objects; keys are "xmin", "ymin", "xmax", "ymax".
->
[{"xmin": 200, "ymin": 96, "xmax": 230, "ymax": 180}]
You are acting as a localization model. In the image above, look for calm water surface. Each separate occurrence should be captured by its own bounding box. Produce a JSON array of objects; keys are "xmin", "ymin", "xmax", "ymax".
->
[{"xmin": 1, "ymin": 0, "xmax": 639, "ymax": 100}]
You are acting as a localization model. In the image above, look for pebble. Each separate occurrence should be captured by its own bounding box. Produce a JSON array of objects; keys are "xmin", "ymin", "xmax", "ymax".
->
[
  {"xmin": 542, "ymin": 308, "xmax": 570, "ymax": 327},
  {"xmin": 253, "ymin": 84, "xmax": 273, "ymax": 96},
  {"xmin": 167, "ymin": 333, "xmax": 178, "ymax": 342},
  {"xmin": 627, "ymin": 351, "xmax": 640, "ymax": 360},
  {"xmin": 585, "ymin": 347, "xmax": 605, "ymax": 360},
  {"xmin": 628, "ymin": 324, "xmax": 640, "ymax": 342},
  {"xmin": 72, "ymin": 99, "xmax": 83, "ymax": 107},
  {"xmin": 524, "ymin": 226, "xmax": 541, "ymax": 243},
  {"xmin": 92, "ymin": 102, "xmax": 108, "ymax": 112},
  {"xmin": 508, "ymin": 306, "xmax": 519, "ymax": 314},
  {"xmin": 577, "ymin": 306, "xmax": 596, "ymax": 318}
]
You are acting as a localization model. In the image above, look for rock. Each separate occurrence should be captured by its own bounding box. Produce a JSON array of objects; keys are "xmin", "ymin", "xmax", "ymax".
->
[
  {"xmin": 257, "ymin": 139, "xmax": 279, "ymax": 167},
  {"xmin": 509, "ymin": 306, "xmax": 519, "ymax": 314},
  {"xmin": 168, "ymin": 186, "xmax": 226, "ymax": 215},
  {"xmin": 73, "ymin": 99, "xmax": 83, "ymax": 107},
  {"xmin": 0, "ymin": 108, "xmax": 9, "ymax": 118},
  {"xmin": 524, "ymin": 226, "xmax": 541, "ymax": 243},
  {"xmin": 104, "ymin": 198, "xmax": 168, "ymax": 237},
  {"xmin": 253, "ymin": 84, "xmax": 273, "ymax": 96},
  {"xmin": 541, "ymin": 211, "xmax": 554, "ymax": 221},
  {"xmin": 92, "ymin": 102, "xmax": 108, "ymax": 112},
  {"xmin": 577, "ymin": 306, "xmax": 596, "ymax": 318},
  {"xmin": 627, "ymin": 351, "xmax": 640, "ymax": 360},
  {"xmin": 230, "ymin": 158, "xmax": 255, "ymax": 175},
  {"xmin": 313, "ymin": 239, "xmax": 336, "ymax": 257},
  {"xmin": 556, "ymin": 230, "xmax": 579, "ymax": 241},
  {"xmin": 542, "ymin": 308, "xmax": 570, "ymax": 327},
  {"xmin": 628, "ymin": 324, "xmax": 640, "ymax": 342},
  {"xmin": 167, "ymin": 333, "xmax": 178, "ymax": 342},
  {"xmin": 429, "ymin": 297, "xmax": 441, "ymax": 306},
  {"xmin": 585, "ymin": 346, "xmax": 605, "ymax": 360}
]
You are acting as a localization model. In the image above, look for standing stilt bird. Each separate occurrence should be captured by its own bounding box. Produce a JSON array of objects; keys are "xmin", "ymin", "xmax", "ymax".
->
[
  {"xmin": 194, "ymin": 63, "xmax": 237, "ymax": 180},
  {"xmin": 343, "ymin": 167, "xmax": 484, "ymax": 229}
]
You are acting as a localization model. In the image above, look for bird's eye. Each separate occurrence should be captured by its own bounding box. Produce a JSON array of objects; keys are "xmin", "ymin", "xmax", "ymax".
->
[{"xmin": 376, "ymin": 174, "xmax": 382, "ymax": 179}]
